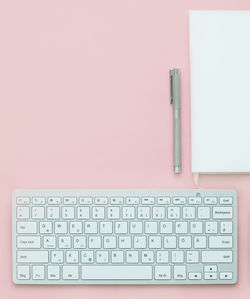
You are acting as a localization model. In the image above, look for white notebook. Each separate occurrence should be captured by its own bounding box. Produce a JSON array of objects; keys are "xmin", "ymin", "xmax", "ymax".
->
[{"xmin": 189, "ymin": 10, "xmax": 250, "ymax": 173}]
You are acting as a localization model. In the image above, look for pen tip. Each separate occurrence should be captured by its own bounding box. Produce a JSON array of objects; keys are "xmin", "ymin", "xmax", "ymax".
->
[{"xmin": 174, "ymin": 166, "xmax": 181, "ymax": 174}]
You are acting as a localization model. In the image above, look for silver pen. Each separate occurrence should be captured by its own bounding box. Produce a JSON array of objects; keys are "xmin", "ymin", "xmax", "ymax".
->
[{"xmin": 170, "ymin": 68, "xmax": 181, "ymax": 174}]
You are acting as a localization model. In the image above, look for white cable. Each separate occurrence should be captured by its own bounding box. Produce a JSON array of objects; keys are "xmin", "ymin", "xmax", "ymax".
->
[
  {"xmin": 193, "ymin": 172, "xmax": 201, "ymax": 189},
  {"xmin": 193, "ymin": 173, "xmax": 214, "ymax": 190}
]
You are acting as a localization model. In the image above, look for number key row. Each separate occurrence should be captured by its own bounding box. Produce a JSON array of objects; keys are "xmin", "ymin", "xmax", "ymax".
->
[{"xmin": 16, "ymin": 206, "xmax": 233, "ymax": 220}]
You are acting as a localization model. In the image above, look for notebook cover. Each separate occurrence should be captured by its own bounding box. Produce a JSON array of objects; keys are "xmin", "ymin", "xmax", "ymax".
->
[{"xmin": 189, "ymin": 10, "xmax": 250, "ymax": 173}]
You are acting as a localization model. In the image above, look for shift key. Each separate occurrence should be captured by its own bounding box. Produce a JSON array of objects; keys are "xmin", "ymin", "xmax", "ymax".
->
[
  {"xmin": 17, "ymin": 251, "xmax": 48, "ymax": 263},
  {"xmin": 202, "ymin": 251, "xmax": 232, "ymax": 263}
]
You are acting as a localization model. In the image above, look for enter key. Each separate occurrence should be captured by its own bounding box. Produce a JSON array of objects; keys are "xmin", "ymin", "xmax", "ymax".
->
[{"xmin": 209, "ymin": 236, "xmax": 233, "ymax": 248}]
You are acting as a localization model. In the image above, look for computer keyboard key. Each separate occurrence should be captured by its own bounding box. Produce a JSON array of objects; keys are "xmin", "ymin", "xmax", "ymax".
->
[
  {"xmin": 16, "ymin": 197, "xmax": 30, "ymax": 205},
  {"xmin": 141, "ymin": 197, "xmax": 155, "ymax": 205},
  {"xmin": 69, "ymin": 222, "xmax": 82, "ymax": 234},
  {"xmin": 157, "ymin": 197, "xmax": 171, "ymax": 205},
  {"xmin": 220, "ymin": 197, "xmax": 233, "ymax": 205},
  {"xmin": 110, "ymin": 197, "xmax": 124, "ymax": 204},
  {"xmin": 73, "ymin": 236, "xmax": 86, "ymax": 249},
  {"xmin": 173, "ymin": 197, "xmax": 186, "ymax": 205},
  {"xmin": 202, "ymin": 251, "xmax": 233, "ymax": 263},
  {"xmin": 88, "ymin": 236, "xmax": 101, "ymax": 249},
  {"xmin": 77, "ymin": 207, "xmax": 90, "ymax": 219},
  {"xmin": 126, "ymin": 251, "xmax": 139, "ymax": 263},
  {"xmin": 126, "ymin": 197, "xmax": 140, "ymax": 205},
  {"xmin": 96, "ymin": 251, "xmax": 109, "ymax": 263},
  {"xmin": 62, "ymin": 207, "xmax": 75, "ymax": 219},
  {"xmin": 32, "ymin": 197, "xmax": 46, "ymax": 205},
  {"xmin": 188, "ymin": 272, "xmax": 201, "ymax": 280},
  {"xmin": 164, "ymin": 236, "xmax": 177, "ymax": 249},
  {"xmin": 152, "ymin": 207, "xmax": 165, "ymax": 219},
  {"xmin": 122, "ymin": 207, "xmax": 135, "ymax": 219},
  {"xmin": 103, "ymin": 236, "xmax": 116, "ymax": 249},
  {"xmin": 179, "ymin": 236, "xmax": 191, "ymax": 249},
  {"xmin": 81, "ymin": 266, "xmax": 152, "ymax": 280},
  {"xmin": 194, "ymin": 236, "xmax": 206, "ymax": 249},
  {"xmin": 204, "ymin": 265, "xmax": 217, "ymax": 272},
  {"xmin": 168, "ymin": 207, "xmax": 180, "ymax": 219},
  {"xmin": 100, "ymin": 221, "xmax": 112, "ymax": 234},
  {"xmin": 47, "ymin": 207, "xmax": 60, "ymax": 219},
  {"xmin": 55, "ymin": 222, "xmax": 67, "ymax": 234},
  {"xmin": 33, "ymin": 265, "xmax": 45, "ymax": 280},
  {"xmin": 172, "ymin": 251, "xmax": 184, "ymax": 263},
  {"xmin": 79, "ymin": 197, "xmax": 92, "ymax": 205},
  {"xmin": 134, "ymin": 236, "xmax": 147, "ymax": 249},
  {"xmin": 95, "ymin": 197, "xmax": 108, "ymax": 205},
  {"xmin": 85, "ymin": 222, "xmax": 98, "ymax": 234},
  {"xmin": 176, "ymin": 222, "xmax": 187, "ymax": 234},
  {"xmin": 156, "ymin": 251, "xmax": 169, "ymax": 263},
  {"xmin": 220, "ymin": 222, "xmax": 233, "ymax": 234},
  {"xmin": 145, "ymin": 222, "xmax": 157, "ymax": 234},
  {"xmin": 220, "ymin": 272, "xmax": 233, "ymax": 280},
  {"xmin": 32, "ymin": 207, "xmax": 45, "ymax": 219},
  {"xmin": 188, "ymin": 197, "xmax": 201, "ymax": 204},
  {"xmin": 17, "ymin": 222, "xmax": 37, "ymax": 234},
  {"xmin": 17, "ymin": 251, "xmax": 48, "ymax": 263},
  {"xmin": 155, "ymin": 266, "xmax": 171, "ymax": 279},
  {"xmin": 204, "ymin": 197, "xmax": 217, "ymax": 205},
  {"xmin": 48, "ymin": 197, "xmax": 61, "ymax": 205},
  {"xmin": 17, "ymin": 266, "xmax": 30, "ymax": 280},
  {"xmin": 205, "ymin": 273, "xmax": 217, "ymax": 280},
  {"xmin": 198, "ymin": 207, "xmax": 210, "ymax": 219},
  {"xmin": 58, "ymin": 236, "xmax": 71, "ymax": 249},
  {"xmin": 190, "ymin": 222, "xmax": 202, "ymax": 234},
  {"xmin": 108, "ymin": 207, "xmax": 120, "ymax": 219},
  {"xmin": 160, "ymin": 222, "xmax": 173, "ymax": 234},
  {"xmin": 119, "ymin": 236, "xmax": 131, "ymax": 249},
  {"xmin": 44, "ymin": 236, "xmax": 56, "ymax": 249},
  {"xmin": 51, "ymin": 251, "xmax": 64, "ymax": 263},
  {"xmin": 48, "ymin": 265, "xmax": 60, "ymax": 279},
  {"xmin": 17, "ymin": 207, "xmax": 29, "ymax": 219},
  {"xmin": 183, "ymin": 207, "xmax": 195, "ymax": 219},
  {"xmin": 213, "ymin": 207, "xmax": 233, "ymax": 219},
  {"xmin": 111, "ymin": 251, "xmax": 124, "ymax": 263},
  {"xmin": 186, "ymin": 251, "xmax": 199, "ymax": 263},
  {"xmin": 142, "ymin": 251, "xmax": 154, "ymax": 263},
  {"xmin": 81, "ymin": 251, "xmax": 94, "ymax": 263},
  {"xmin": 17, "ymin": 236, "xmax": 41, "ymax": 249},
  {"xmin": 149, "ymin": 236, "xmax": 161, "ymax": 249},
  {"xmin": 205, "ymin": 222, "xmax": 218, "ymax": 234},
  {"xmin": 64, "ymin": 197, "xmax": 77, "ymax": 205},
  {"xmin": 174, "ymin": 265, "xmax": 186, "ymax": 279},
  {"xmin": 209, "ymin": 236, "xmax": 232, "ymax": 248},
  {"xmin": 130, "ymin": 222, "xmax": 143, "ymax": 234},
  {"xmin": 66, "ymin": 251, "xmax": 79, "ymax": 263},
  {"xmin": 138, "ymin": 207, "xmax": 150, "ymax": 219}
]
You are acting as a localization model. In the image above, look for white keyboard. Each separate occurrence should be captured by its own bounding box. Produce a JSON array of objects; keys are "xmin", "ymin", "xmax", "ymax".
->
[{"xmin": 12, "ymin": 189, "xmax": 237, "ymax": 284}]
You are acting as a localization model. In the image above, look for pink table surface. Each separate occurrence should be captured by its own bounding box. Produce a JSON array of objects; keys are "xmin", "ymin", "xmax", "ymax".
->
[{"xmin": 1, "ymin": 1, "xmax": 250, "ymax": 298}]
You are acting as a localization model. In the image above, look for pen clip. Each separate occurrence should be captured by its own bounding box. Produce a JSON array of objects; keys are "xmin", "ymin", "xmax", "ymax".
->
[{"xmin": 170, "ymin": 69, "xmax": 174, "ymax": 104}]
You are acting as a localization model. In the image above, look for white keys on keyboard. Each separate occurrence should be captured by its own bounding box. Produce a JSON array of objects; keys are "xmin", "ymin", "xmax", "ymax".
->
[{"xmin": 12, "ymin": 189, "xmax": 237, "ymax": 284}]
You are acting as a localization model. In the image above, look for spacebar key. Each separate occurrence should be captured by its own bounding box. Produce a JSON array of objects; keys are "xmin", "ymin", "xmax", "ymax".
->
[{"xmin": 82, "ymin": 266, "xmax": 152, "ymax": 280}]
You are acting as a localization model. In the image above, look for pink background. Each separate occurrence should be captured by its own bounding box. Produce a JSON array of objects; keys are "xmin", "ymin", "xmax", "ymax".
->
[{"xmin": 1, "ymin": 0, "xmax": 250, "ymax": 298}]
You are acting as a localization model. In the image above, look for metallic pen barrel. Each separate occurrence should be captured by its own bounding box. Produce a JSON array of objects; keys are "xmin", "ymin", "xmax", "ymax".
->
[{"xmin": 170, "ymin": 68, "xmax": 181, "ymax": 174}]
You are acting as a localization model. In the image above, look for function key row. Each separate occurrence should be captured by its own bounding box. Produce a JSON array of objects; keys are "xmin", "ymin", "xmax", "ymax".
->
[{"xmin": 16, "ymin": 196, "xmax": 233, "ymax": 206}]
